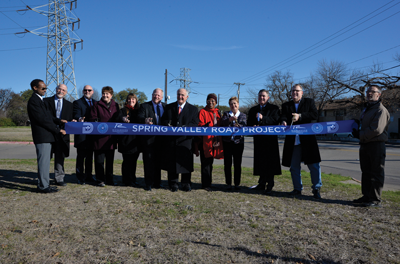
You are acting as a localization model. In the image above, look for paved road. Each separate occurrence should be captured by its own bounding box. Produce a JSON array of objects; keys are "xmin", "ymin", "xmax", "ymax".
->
[{"xmin": 1, "ymin": 139, "xmax": 399, "ymax": 191}]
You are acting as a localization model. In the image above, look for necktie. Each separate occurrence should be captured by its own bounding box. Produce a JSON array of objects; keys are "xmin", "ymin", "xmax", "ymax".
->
[
  {"xmin": 56, "ymin": 99, "xmax": 61, "ymax": 118},
  {"xmin": 157, "ymin": 104, "xmax": 161, "ymax": 125},
  {"xmin": 178, "ymin": 106, "xmax": 182, "ymax": 115},
  {"xmin": 89, "ymin": 100, "xmax": 92, "ymax": 107}
]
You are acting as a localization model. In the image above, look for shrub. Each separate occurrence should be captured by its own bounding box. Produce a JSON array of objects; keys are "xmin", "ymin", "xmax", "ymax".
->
[{"xmin": 0, "ymin": 117, "xmax": 16, "ymax": 127}]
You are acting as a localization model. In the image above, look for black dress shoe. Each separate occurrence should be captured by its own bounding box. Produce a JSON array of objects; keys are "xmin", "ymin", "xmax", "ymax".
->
[
  {"xmin": 203, "ymin": 187, "xmax": 212, "ymax": 192},
  {"xmin": 38, "ymin": 187, "xmax": 59, "ymax": 193},
  {"xmin": 226, "ymin": 185, "xmax": 232, "ymax": 191},
  {"xmin": 182, "ymin": 184, "xmax": 192, "ymax": 192},
  {"xmin": 353, "ymin": 196, "xmax": 369, "ymax": 204},
  {"xmin": 170, "ymin": 185, "xmax": 178, "ymax": 192},
  {"xmin": 144, "ymin": 185, "xmax": 152, "ymax": 191},
  {"xmin": 363, "ymin": 201, "xmax": 381, "ymax": 208},
  {"xmin": 56, "ymin": 181, "xmax": 67, "ymax": 187},
  {"xmin": 77, "ymin": 180, "xmax": 86, "ymax": 185},
  {"xmin": 312, "ymin": 189, "xmax": 321, "ymax": 199},
  {"xmin": 252, "ymin": 184, "xmax": 265, "ymax": 191},
  {"xmin": 288, "ymin": 189, "xmax": 302, "ymax": 196},
  {"xmin": 153, "ymin": 184, "xmax": 164, "ymax": 189},
  {"xmin": 264, "ymin": 189, "xmax": 273, "ymax": 195}
]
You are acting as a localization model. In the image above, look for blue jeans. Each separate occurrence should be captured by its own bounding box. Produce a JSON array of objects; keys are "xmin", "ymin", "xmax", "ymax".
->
[{"xmin": 290, "ymin": 145, "xmax": 322, "ymax": 191}]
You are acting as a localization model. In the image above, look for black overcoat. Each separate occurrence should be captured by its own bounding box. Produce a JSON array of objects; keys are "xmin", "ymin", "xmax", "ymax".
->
[
  {"xmin": 247, "ymin": 103, "xmax": 282, "ymax": 176},
  {"xmin": 160, "ymin": 102, "xmax": 199, "ymax": 174},
  {"xmin": 280, "ymin": 98, "xmax": 321, "ymax": 167},
  {"xmin": 72, "ymin": 97, "xmax": 97, "ymax": 149},
  {"xmin": 44, "ymin": 97, "xmax": 74, "ymax": 157},
  {"xmin": 117, "ymin": 106, "xmax": 141, "ymax": 155}
]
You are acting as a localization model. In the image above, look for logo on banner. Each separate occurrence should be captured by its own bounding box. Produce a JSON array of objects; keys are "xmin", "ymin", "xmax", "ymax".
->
[
  {"xmin": 112, "ymin": 123, "xmax": 128, "ymax": 134},
  {"xmin": 97, "ymin": 123, "xmax": 109, "ymax": 134},
  {"xmin": 82, "ymin": 122, "xmax": 93, "ymax": 134},
  {"xmin": 291, "ymin": 125, "xmax": 308, "ymax": 134},
  {"xmin": 311, "ymin": 123, "xmax": 323, "ymax": 134},
  {"xmin": 327, "ymin": 122, "xmax": 339, "ymax": 133},
  {"xmin": 114, "ymin": 123, "xmax": 126, "ymax": 129}
]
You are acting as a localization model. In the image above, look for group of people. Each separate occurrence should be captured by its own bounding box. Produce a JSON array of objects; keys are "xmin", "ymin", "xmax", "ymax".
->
[{"xmin": 28, "ymin": 79, "xmax": 390, "ymax": 207}]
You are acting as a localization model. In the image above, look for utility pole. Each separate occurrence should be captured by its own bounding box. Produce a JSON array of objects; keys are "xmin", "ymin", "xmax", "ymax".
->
[
  {"xmin": 217, "ymin": 94, "xmax": 220, "ymax": 108},
  {"xmin": 234, "ymin": 82, "xmax": 245, "ymax": 102},
  {"xmin": 164, "ymin": 69, "xmax": 168, "ymax": 103},
  {"xmin": 17, "ymin": 0, "xmax": 83, "ymax": 100}
]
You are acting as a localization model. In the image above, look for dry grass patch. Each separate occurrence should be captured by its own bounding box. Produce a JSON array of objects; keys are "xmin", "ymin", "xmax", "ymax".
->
[{"xmin": 0, "ymin": 159, "xmax": 399, "ymax": 263}]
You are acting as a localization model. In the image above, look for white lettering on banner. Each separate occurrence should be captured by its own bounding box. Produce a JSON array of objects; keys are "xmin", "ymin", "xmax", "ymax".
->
[
  {"xmin": 202, "ymin": 127, "xmax": 207, "ymax": 133},
  {"xmin": 162, "ymin": 127, "xmax": 168, "ymax": 132},
  {"xmin": 249, "ymin": 127, "xmax": 255, "ymax": 133},
  {"xmin": 211, "ymin": 127, "xmax": 217, "ymax": 133},
  {"xmin": 177, "ymin": 127, "xmax": 183, "ymax": 132},
  {"xmin": 256, "ymin": 127, "xmax": 263, "ymax": 133},
  {"xmin": 171, "ymin": 127, "xmax": 177, "ymax": 132},
  {"xmin": 242, "ymin": 127, "xmax": 248, "ymax": 133}
]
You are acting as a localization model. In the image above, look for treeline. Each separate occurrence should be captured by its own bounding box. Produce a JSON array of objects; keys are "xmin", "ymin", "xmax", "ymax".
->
[{"xmin": 0, "ymin": 87, "xmax": 148, "ymax": 126}]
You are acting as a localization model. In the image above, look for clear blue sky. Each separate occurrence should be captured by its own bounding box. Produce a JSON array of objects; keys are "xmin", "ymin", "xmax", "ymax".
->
[{"xmin": 1, "ymin": 0, "xmax": 399, "ymax": 106}]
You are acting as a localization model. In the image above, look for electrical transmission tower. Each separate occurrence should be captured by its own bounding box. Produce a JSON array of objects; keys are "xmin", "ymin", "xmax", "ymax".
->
[
  {"xmin": 176, "ymin": 68, "xmax": 193, "ymax": 93},
  {"xmin": 18, "ymin": 0, "xmax": 83, "ymax": 100}
]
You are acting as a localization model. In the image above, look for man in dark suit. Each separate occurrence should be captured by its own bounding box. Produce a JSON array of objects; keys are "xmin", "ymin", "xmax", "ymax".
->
[
  {"xmin": 137, "ymin": 88, "xmax": 166, "ymax": 191},
  {"xmin": 281, "ymin": 84, "xmax": 322, "ymax": 199},
  {"xmin": 27, "ymin": 79, "xmax": 66, "ymax": 193},
  {"xmin": 72, "ymin": 85, "xmax": 96, "ymax": 185},
  {"xmin": 44, "ymin": 84, "xmax": 74, "ymax": 186},
  {"xmin": 247, "ymin": 89, "xmax": 281, "ymax": 195},
  {"xmin": 161, "ymin": 88, "xmax": 199, "ymax": 192}
]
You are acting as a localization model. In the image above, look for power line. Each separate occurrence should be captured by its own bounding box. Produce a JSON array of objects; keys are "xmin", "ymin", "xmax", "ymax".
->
[
  {"xmin": 0, "ymin": 11, "xmax": 25, "ymax": 29},
  {"xmin": 0, "ymin": 46, "xmax": 46, "ymax": 52},
  {"xmin": 242, "ymin": 9, "xmax": 400, "ymax": 84},
  {"xmin": 238, "ymin": 0, "xmax": 400, "ymax": 84}
]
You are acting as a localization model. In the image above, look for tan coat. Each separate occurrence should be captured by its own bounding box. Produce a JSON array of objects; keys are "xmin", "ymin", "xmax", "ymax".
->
[{"xmin": 359, "ymin": 101, "xmax": 390, "ymax": 144}]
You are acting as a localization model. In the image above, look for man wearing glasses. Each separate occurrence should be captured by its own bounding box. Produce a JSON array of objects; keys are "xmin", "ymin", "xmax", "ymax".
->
[
  {"xmin": 352, "ymin": 85, "xmax": 390, "ymax": 207},
  {"xmin": 27, "ymin": 79, "xmax": 66, "ymax": 193},
  {"xmin": 281, "ymin": 84, "xmax": 322, "ymax": 199},
  {"xmin": 73, "ymin": 85, "xmax": 97, "ymax": 185}
]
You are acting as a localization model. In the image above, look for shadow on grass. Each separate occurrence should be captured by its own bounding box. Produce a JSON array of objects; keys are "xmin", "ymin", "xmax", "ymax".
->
[{"xmin": 191, "ymin": 241, "xmax": 341, "ymax": 264}]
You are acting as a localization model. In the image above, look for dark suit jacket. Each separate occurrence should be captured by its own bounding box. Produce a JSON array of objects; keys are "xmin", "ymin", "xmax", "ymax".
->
[
  {"xmin": 44, "ymin": 96, "xmax": 74, "ymax": 157},
  {"xmin": 247, "ymin": 103, "xmax": 282, "ymax": 176},
  {"xmin": 280, "ymin": 97, "xmax": 321, "ymax": 166},
  {"xmin": 27, "ymin": 93, "xmax": 61, "ymax": 144},
  {"xmin": 73, "ymin": 97, "xmax": 97, "ymax": 148},
  {"xmin": 160, "ymin": 102, "xmax": 199, "ymax": 174},
  {"xmin": 137, "ymin": 101, "xmax": 167, "ymax": 146}
]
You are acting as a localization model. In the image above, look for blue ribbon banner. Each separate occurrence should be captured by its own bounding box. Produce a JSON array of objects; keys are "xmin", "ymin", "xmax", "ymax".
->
[{"xmin": 65, "ymin": 120, "xmax": 356, "ymax": 136}]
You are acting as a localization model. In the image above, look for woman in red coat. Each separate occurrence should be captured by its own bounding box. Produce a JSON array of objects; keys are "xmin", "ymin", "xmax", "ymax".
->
[
  {"xmin": 90, "ymin": 86, "xmax": 120, "ymax": 187},
  {"xmin": 198, "ymin": 93, "xmax": 223, "ymax": 191}
]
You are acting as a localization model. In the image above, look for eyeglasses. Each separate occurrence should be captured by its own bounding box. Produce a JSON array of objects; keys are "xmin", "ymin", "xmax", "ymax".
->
[
  {"xmin": 40, "ymin": 87, "xmax": 48, "ymax": 90},
  {"xmin": 83, "ymin": 89, "xmax": 93, "ymax": 92}
]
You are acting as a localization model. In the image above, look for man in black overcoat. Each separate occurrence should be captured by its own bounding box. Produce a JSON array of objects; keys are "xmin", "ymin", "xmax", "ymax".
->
[
  {"xmin": 247, "ymin": 89, "xmax": 281, "ymax": 194},
  {"xmin": 72, "ymin": 85, "xmax": 97, "ymax": 184},
  {"xmin": 161, "ymin": 88, "xmax": 199, "ymax": 192},
  {"xmin": 281, "ymin": 84, "xmax": 322, "ymax": 199},
  {"xmin": 137, "ymin": 88, "xmax": 166, "ymax": 191},
  {"xmin": 27, "ymin": 79, "xmax": 66, "ymax": 193},
  {"xmin": 44, "ymin": 84, "xmax": 74, "ymax": 186}
]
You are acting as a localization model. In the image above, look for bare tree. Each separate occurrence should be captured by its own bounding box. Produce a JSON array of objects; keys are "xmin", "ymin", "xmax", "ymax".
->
[
  {"xmin": 0, "ymin": 88, "xmax": 13, "ymax": 118},
  {"xmin": 265, "ymin": 70, "xmax": 294, "ymax": 108},
  {"xmin": 309, "ymin": 60, "xmax": 351, "ymax": 121}
]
